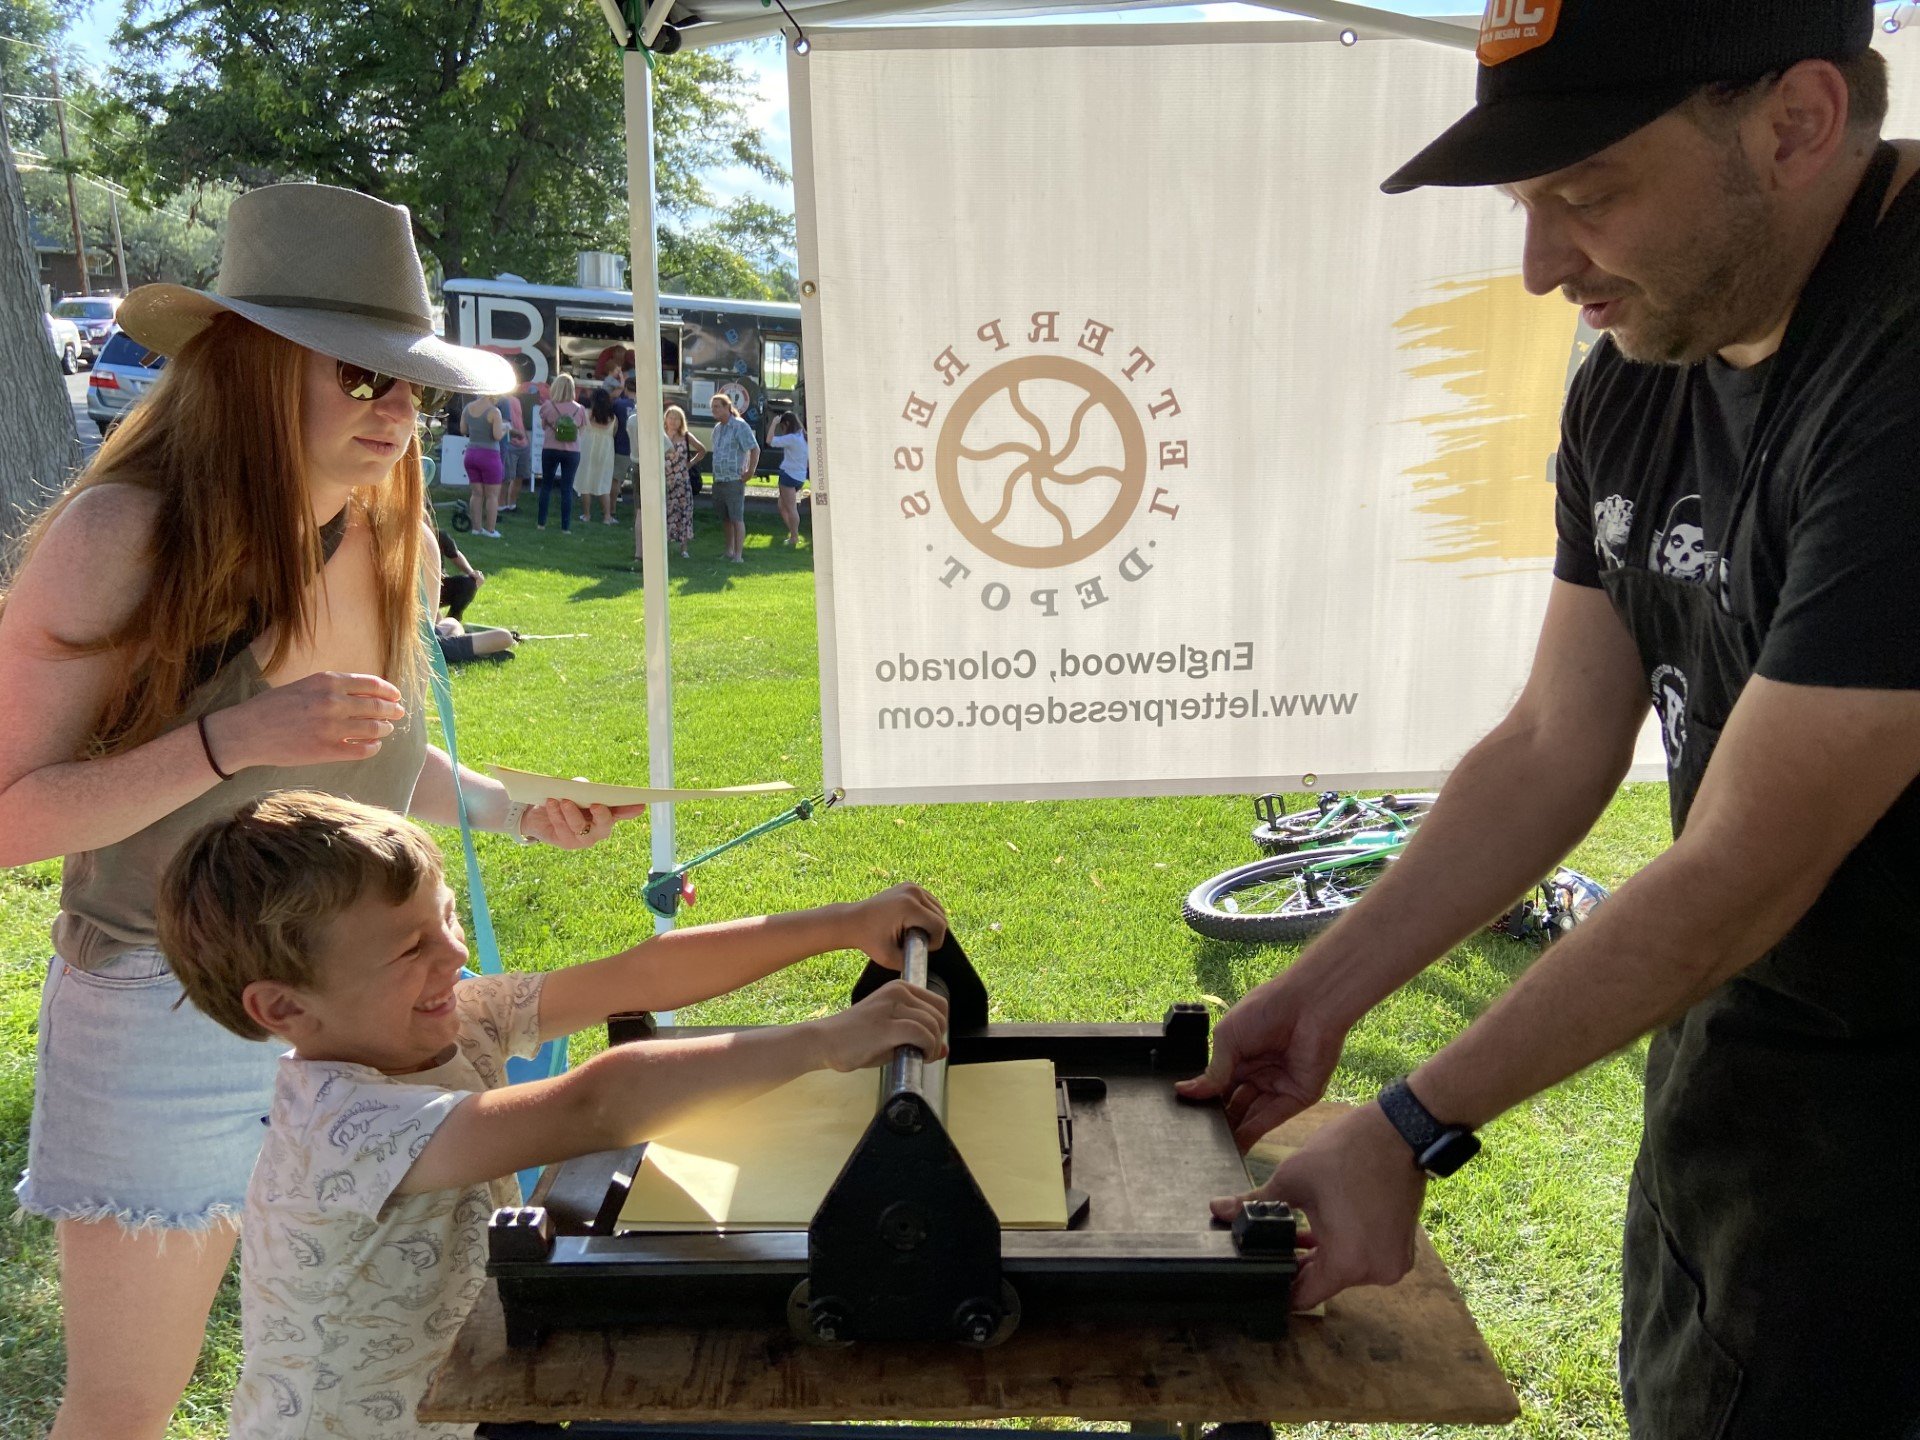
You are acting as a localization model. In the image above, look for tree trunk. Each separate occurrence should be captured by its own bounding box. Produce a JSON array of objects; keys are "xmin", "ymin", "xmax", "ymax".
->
[{"xmin": 0, "ymin": 127, "xmax": 84, "ymax": 556}]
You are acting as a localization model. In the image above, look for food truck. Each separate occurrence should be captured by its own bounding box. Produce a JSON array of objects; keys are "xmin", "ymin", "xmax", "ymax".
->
[{"xmin": 442, "ymin": 275, "xmax": 803, "ymax": 469}]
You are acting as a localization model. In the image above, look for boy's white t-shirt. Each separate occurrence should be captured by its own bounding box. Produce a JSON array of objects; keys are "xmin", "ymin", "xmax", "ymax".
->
[{"xmin": 228, "ymin": 972, "xmax": 546, "ymax": 1440}]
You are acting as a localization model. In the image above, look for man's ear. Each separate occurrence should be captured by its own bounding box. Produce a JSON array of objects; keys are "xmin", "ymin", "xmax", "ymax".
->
[
  {"xmin": 1757, "ymin": 59, "xmax": 1855, "ymax": 193},
  {"xmin": 242, "ymin": 980, "xmax": 318, "ymax": 1041}
]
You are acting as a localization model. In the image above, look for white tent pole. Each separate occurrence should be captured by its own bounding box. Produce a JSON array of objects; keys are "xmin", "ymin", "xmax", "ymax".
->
[
  {"xmin": 623, "ymin": 45, "xmax": 679, "ymax": 958},
  {"xmin": 638, "ymin": 0, "xmax": 677, "ymax": 47},
  {"xmin": 1237, "ymin": 0, "xmax": 1474, "ymax": 48},
  {"xmin": 597, "ymin": 0, "xmax": 634, "ymax": 45}
]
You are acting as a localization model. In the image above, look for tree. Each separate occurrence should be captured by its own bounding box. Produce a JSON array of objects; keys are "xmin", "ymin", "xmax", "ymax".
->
[
  {"xmin": 97, "ymin": 0, "xmax": 795, "ymax": 294},
  {"xmin": 18, "ymin": 165, "xmax": 229, "ymax": 288},
  {"xmin": 0, "ymin": 127, "xmax": 82, "ymax": 547}
]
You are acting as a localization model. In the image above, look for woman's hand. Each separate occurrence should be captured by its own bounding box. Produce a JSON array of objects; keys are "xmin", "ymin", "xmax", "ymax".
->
[
  {"xmin": 517, "ymin": 796, "xmax": 648, "ymax": 849},
  {"xmin": 843, "ymin": 883, "xmax": 949, "ymax": 970},
  {"xmin": 203, "ymin": 671, "xmax": 409, "ymax": 772},
  {"xmin": 810, "ymin": 979, "xmax": 948, "ymax": 1072}
]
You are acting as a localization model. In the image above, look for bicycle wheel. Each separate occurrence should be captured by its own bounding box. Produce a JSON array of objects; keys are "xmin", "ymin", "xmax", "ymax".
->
[
  {"xmin": 1251, "ymin": 792, "xmax": 1437, "ymax": 855},
  {"xmin": 1183, "ymin": 845, "xmax": 1393, "ymax": 943}
]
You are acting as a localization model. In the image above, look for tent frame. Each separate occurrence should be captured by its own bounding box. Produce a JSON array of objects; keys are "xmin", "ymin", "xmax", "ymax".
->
[{"xmin": 609, "ymin": 1, "xmax": 1473, "ymax": 886}]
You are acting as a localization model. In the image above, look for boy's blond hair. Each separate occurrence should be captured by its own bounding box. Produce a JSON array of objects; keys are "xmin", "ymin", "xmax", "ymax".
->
[{"xmin": 158, "ymin": 790, "xmax": 445, "ymax": 1040}]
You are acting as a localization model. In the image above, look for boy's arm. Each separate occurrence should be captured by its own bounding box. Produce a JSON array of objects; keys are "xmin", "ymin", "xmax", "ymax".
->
[
  {"xmin": 534, "ymin": 883, "xmax": 946, "ymax": 1042},
  {"xmin": 395, "ymin": 979, "xmax": 947, "ymax": 1195}
]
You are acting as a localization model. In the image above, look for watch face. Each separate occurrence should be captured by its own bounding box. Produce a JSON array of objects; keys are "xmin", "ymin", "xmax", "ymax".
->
[{"xmin": 1418, "ymin": 1129, "xmax": 1482, "ymax": 1178}]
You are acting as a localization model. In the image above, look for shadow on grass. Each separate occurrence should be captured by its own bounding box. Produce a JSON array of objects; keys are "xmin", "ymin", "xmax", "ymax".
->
[{"xmin": 553, "ymin": 517, "xmax": 815, "ymax": 604}]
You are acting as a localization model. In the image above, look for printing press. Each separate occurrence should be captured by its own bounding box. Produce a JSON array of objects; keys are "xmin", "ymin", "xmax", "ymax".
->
[{"xmin": 487, "ymin": 930, "xmax": 1299, "ymax": 1349}]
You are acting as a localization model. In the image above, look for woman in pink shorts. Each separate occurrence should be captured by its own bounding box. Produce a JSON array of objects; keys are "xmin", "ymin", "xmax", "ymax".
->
[{"xmin": 461, "ymin": 394, "xmax": 507, "ymax": 536}]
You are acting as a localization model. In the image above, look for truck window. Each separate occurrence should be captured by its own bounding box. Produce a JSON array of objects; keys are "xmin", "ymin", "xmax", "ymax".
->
[
  {"xmin": 763, "ymin": 339, "xmax": 800, "ymax": 393},
  {"xmin": 662, "ymin": 325, "xmax": 683, "ymax": 388}
]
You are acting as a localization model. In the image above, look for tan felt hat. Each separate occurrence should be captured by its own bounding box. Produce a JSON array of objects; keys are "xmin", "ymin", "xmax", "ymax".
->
[{"xmin": 117, "ymin": 182, "xmax": 514, "ymax": 395}]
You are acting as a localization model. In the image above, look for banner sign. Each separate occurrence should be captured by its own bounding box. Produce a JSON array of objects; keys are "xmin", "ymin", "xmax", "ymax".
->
[{"xmin": 793, "ymin": 21, "xmax": 1663, "ymax": 803}]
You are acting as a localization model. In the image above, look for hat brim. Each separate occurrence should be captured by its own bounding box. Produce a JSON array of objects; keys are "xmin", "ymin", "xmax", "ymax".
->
[
  {"xmin": 1381, "ymin": 79, "xmax": 1699, "ymax": 196},
  {"xmin": 116, "ymin": 285, "xmax": 516, "ymax": 395}
]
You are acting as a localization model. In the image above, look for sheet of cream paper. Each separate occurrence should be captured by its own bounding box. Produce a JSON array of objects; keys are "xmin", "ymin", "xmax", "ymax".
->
[
  {"xmin": 617, "ymin": 1058, "xmax": 1068, "ymax": 1231},
  {"xmin": 490, "ymin": 764, "xmax": 792, "ymax": 807}
]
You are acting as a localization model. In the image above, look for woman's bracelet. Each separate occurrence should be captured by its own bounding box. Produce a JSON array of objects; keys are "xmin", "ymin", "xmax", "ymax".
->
[
  {"xmin": 503, "ymin": 799, "xmax": 539, "ymax": 845},
  {"xmin": 197, "ymin": 714, "xmax": 234, "ymax": 781}
]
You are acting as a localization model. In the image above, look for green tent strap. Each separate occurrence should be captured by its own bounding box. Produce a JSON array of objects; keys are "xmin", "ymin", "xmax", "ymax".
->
[{"xmin": 645, "ymin": 789, "xmax": 841, "ymax": 918}]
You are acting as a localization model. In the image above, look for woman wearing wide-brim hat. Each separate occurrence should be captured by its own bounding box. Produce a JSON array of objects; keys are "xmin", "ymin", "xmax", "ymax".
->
[{"xmin": 0, "ymin": 182, "xmax": 642, "ymax": 1437}]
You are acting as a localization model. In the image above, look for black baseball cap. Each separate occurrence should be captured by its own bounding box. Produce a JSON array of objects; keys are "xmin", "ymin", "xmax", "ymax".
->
[{"xmin": 1382, "ymin": 0, "xmax": 1875, "ymax": 195}]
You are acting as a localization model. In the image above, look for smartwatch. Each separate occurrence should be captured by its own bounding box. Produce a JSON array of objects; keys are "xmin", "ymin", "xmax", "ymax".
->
[{"xmin": 1377, "ymin": 1077, "xmax": 1480, "ymax": 1178}]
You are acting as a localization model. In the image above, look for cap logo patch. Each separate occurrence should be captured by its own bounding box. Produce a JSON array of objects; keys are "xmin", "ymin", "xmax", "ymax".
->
[{"xmin": 1478, "ymin": 0, "xmax": 1561, "ymax": 66}]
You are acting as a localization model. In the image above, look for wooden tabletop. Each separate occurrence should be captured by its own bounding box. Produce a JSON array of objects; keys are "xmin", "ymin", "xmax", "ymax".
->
[{"xmin": 422, "ymin": 1103, "xmax": 1517, "ymax": 1427}]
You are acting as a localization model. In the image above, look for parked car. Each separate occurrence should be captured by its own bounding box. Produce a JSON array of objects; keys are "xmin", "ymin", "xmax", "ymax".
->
[
  {"xmin": 85, "ymin": 326, "xmax": 166, "ymax": 435},
  {"xmin": 44, "ymin": 312, "xmax": 83, "ymax": 375},
  {"xmin": 52, "ymin": 294, "xmax": 120, "ymax": 363}
]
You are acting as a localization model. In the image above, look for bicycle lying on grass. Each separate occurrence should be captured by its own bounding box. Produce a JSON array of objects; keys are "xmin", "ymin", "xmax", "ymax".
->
[{"xmin": 1183, "ymin": 790, "xmax": 1609, "ymax": 945}]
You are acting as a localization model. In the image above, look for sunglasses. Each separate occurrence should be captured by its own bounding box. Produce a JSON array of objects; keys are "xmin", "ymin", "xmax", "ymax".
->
[{"xmin": 336, "ymin": 360, "xmax": 451, "ymax": 414}]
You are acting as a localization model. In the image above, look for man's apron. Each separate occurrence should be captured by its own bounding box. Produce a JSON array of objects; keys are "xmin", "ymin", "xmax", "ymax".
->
[{"xmin": 1607, "ymin": 144, "xmax": 1920, "ymax": 1440}]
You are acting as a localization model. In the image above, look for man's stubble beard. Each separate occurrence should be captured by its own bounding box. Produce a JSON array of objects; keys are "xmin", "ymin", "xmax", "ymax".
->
[{"xmin": 1609, "ymin": 144, "xmax": 1795, "ymax": 367}]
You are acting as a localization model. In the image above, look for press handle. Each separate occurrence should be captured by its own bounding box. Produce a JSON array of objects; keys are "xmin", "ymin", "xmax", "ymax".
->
[{"xmin": 883, "ymin": 927, "xmax": 932, "ymax": 1100}]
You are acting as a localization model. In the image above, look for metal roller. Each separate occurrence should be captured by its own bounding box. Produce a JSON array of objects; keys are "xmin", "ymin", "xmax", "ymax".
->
[{"xmin": 879, "ymin": 927, "xmax": 949, "ymax": 1127}]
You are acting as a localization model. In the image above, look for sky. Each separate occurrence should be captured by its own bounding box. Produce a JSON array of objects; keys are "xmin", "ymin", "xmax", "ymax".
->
[{"xmin": 60, "ymin": 2, "xmax": 1476, "ymax": 230}]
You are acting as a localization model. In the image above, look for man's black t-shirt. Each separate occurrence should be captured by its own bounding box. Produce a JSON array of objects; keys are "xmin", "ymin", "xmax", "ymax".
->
[
  {"xmin": 1554, "ymin": 321, "xmax": 1920, "ymax": 703},
  {"xmin": 1549, "ymin": 160, "xmax": 1920, "ymax": 1439}
]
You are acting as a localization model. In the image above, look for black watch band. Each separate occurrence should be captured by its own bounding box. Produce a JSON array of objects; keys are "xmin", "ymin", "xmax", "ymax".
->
[{"xmin": 1377, "ymin": 1077, "xmax": 1481, "ymax": 1178}]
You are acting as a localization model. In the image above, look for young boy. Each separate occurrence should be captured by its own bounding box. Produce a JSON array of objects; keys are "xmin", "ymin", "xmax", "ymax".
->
[{"xmin": 158, "ymin": 790, "xmax": 948, "ymax": 1440}]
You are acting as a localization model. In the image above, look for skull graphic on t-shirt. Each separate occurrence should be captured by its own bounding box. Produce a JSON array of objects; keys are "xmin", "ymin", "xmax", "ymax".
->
[{"xmin": 1651, "ymin": 495, "xmax": 1718, "ymax": 585}]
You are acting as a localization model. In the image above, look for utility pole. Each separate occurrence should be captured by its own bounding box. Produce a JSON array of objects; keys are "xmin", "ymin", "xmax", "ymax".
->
[
  {"xmin": 48, "ymin": 54, "xmax": 88, "ymax": 295},
  {"xmin": 108, "ymin": 187, "xmax": 127, "ymax": 292}
]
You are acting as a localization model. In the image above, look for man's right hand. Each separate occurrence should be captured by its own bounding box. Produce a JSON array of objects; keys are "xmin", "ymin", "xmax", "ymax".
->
[{"xmin": 1175, "ymin": 970, "xmax": 1351, "ymax": 1151}]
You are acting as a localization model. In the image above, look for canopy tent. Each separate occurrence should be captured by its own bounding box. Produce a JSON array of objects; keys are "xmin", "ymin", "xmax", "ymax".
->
[
  {"xmin": 610, "ymin": 0, "xmax": 1484, "ymax": 897},
  {"xmin": 606, "ymin": 3, "xmax": 1920, "ymax": 869}
]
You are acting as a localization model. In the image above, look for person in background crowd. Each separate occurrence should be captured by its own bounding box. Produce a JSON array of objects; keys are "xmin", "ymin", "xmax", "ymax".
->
[
  {"xmin": 707, "ymin": 392, "xmax": 758, "ymax": 564},
  {"xmin": 459, "ymin": 392, "xmax": 508, "ymax": 538},
  {"xmin": 433, "ymin": 528, "xmax": 516, "ymax": 663},
  {"xmin": 662, "ymin": 404, "xmax": 702, "ymax": 561},
  {"xmin": 575, "ymin": 385, "xmax": 620, "ymax": 526},
  {"xmin": 499, "ymin": 354, "xmax": 539, "ymax": 516},
  {"xmin": 437, "ymin": 527, "xmax": 483, "ymax": 623},
  {"xmin": 767, "ymin": 412, "xmax": 809, "ymax": 548},
  {"xmin": 537, "ymin": 373, "xmax": 586, "ymax": 533},
  {"xmin": 612, "ymin": 379, "xmax": 638, "ymax": 503}
]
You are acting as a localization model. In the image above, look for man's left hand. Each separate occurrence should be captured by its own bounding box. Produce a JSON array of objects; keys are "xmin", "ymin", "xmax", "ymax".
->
[
  {"xmin": 1210, "ymin": 1102, "xmax": 1426, "ymax": 1312},
  {"xmin": 520, "ymin": 798, "xmax": 648, "ymax": 849}
]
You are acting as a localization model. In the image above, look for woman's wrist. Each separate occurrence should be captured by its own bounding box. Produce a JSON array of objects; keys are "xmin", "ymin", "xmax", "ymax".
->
[
  {"xmin": 199, "ymin": 706, "xmax": 250, "ymax": 775},
  {"xmin": 469, "ymin": 778, "xmax": 514, "ymax": 834}
]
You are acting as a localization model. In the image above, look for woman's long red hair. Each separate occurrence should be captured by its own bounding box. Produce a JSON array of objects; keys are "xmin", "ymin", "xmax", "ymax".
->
[{"xmin": 1, "ymin": 312, "xmax": 425, "ymax": 755}]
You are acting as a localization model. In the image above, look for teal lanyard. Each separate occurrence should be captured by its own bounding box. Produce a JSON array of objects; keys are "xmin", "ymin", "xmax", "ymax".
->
[{"xmin": 421, "ymin": 607, "xmax": 569, "ymax": 1190}]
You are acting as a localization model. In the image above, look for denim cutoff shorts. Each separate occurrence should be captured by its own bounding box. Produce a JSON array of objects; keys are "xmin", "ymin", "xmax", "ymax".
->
[{"xmin": 15, "ymin": 946, "xmax": 284, "ymax": 1231}]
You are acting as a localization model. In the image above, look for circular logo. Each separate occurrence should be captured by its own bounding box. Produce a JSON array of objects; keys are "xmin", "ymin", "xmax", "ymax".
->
[{"xmin": 934, "ymin": 356, "xmax": 1147, "ymax": 569}]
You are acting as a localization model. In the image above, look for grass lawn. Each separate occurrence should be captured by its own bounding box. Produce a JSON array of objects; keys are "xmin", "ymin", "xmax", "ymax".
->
[{"xmin": 0, "ymin": 491, "xmax": 1669, "ymax": 1438}]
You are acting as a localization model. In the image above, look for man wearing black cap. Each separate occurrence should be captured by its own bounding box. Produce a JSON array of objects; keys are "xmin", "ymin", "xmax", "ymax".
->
[{"xmin": 1182, "ymin": 3, "xmax": 1920, "ymax": 1435}]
